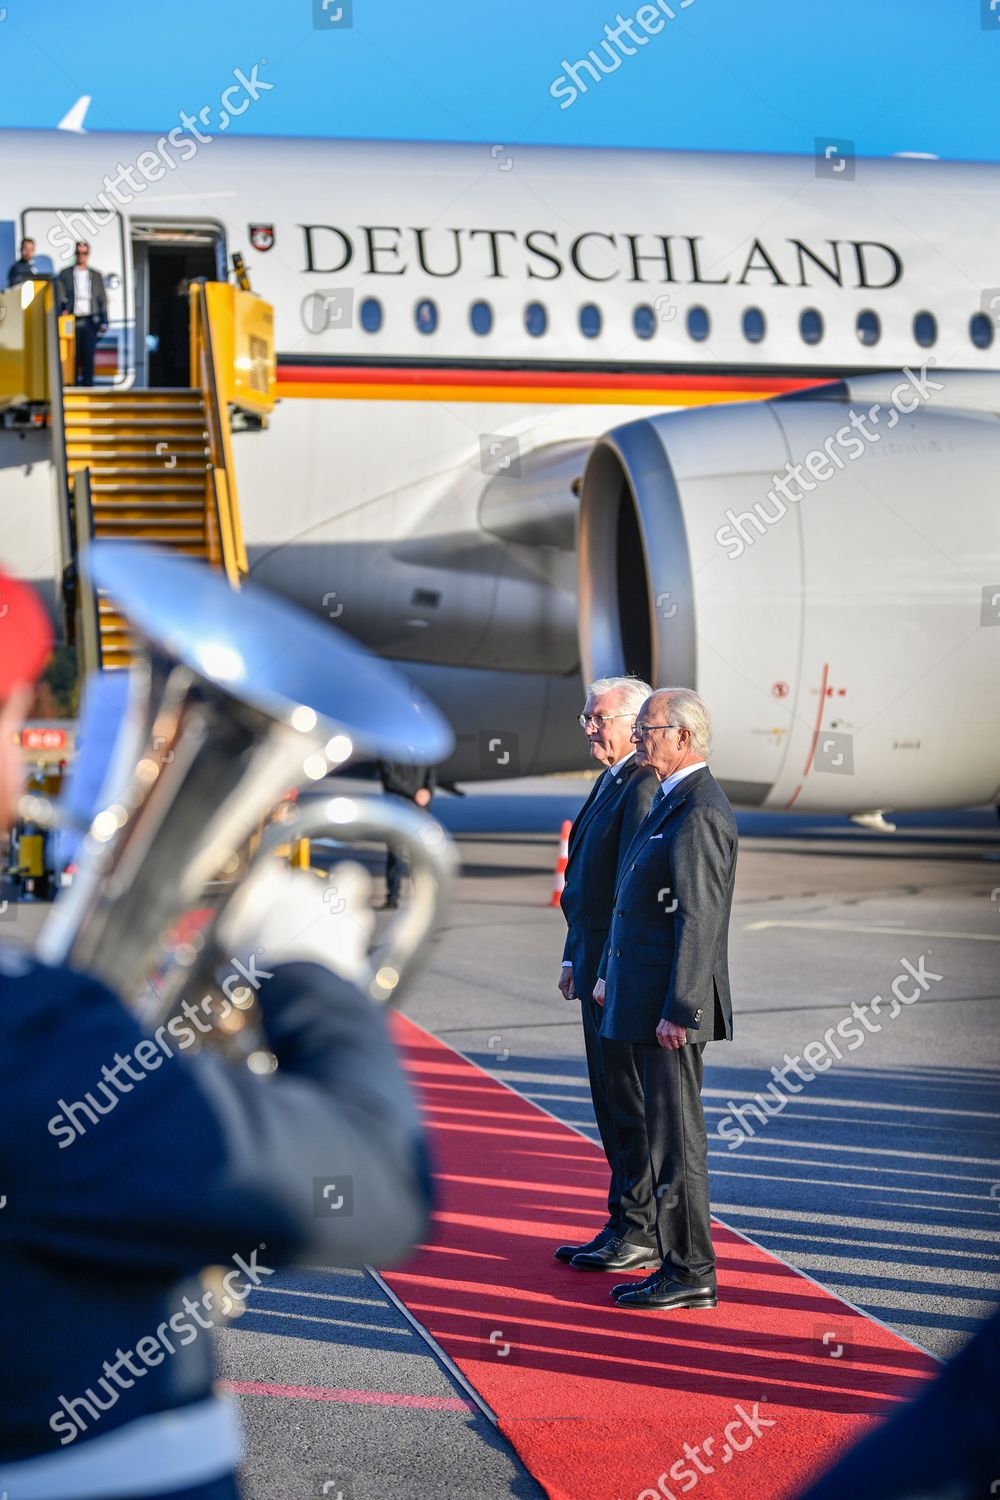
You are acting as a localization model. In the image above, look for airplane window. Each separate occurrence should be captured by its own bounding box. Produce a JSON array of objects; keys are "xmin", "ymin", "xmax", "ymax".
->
[
  {"xmin": 470, "ymin": 300, "xmax": 492, "ymax": 335},
  {"xmin": 913, "ymin": 310, "xmax": 937, "ymax": 347},
  {"xmin": 857, "ymin": 309, "xmax": 880, "ymax": 346},
  {"xmin": 687, "ymin": 305, "xmax": 710, "ymax": 341},
  {"xmin": 743, "ymin": 307, "xmax": 766, "ymax": 343},
  {"xmin": 525, "ymin": 301, "xmax": 547, "ymax": 337},
  {"xmin": 415, "ymin": 298, "xmax": 438, "ymax": 334},
  {"xmin": 633, "ymin": 304, "xmax": 656, "ymax": 340},
  {"xmin": 970, "ymin": 311, "xmax": 994, "ymax": 350},
  {"xmin": 579, "ymin": 303, "xmax": 602, "ymax": 339},
  {"xmin": 800, "ymin": 308, "xmax": 823, "ymax": 345},
  {"xmin": 360, "ymin": 297, "xmax": 383, "ymax": 334}
]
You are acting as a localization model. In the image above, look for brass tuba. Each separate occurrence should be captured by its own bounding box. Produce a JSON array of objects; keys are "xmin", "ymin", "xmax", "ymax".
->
[{"xmin": 27, "ymin": 543, "xmax": 457, "ymax": 1067}]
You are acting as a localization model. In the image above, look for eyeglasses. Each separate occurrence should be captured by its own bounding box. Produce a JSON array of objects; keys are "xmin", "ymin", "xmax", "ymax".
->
[
  {"xmin": 577, "ymin": 712, "xmax": 632, "ymax": 729},
  {"xmin": 630, "ymin": 723, "xmax": 683, "ymax": 739}
]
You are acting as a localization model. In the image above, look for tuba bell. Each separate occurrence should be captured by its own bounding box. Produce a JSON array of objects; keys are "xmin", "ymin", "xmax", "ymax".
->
[{"xmin": 25, "ymin": 542, "xmax": 457, "ymax": 1067}]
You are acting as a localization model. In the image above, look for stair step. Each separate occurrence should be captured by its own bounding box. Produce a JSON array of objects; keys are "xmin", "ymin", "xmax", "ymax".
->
[
  {"xmin": 66, "ymin": 446, "xmax": 209, "ymax": 456},
  {"xmin": 94, "ymin": 532, "xmax": 207, "ymax": 545},
  {"xmin": 63, "ymin": 405, "xmax": 206, "ymax": 417},
  {"xmin": 63, "ymin": 394, "xmax": 205, "ymax": 406},
  {"xmin": 65, "ymin": 433, "xmax": 208, "ymax": 444},
  {"xmin": 72, "ymin": 467, "xmax": 209, "ymax": 480},
  {"xmin": 87, "ymin": 477, "xmax": 206, "ymax": 491},
  {"xmin": 92, "ymin": 510, "xmax": 205, "ymax": 523},
  {"xmin": 92, "ymin": 522, "xmax": 206, "ymax": 534},
  {"xmin": 93, "ymin": 516, "xmax": 205, "ymax": 530},
  {"xmin": 64, "ymin": 416, "xmax": 208, "ymax": 430}
]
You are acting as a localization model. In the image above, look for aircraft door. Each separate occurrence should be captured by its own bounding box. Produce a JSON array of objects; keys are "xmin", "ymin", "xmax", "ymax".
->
[{"xmin": 22, "ymin": 207, "xmax": 131, "ymax": 384}]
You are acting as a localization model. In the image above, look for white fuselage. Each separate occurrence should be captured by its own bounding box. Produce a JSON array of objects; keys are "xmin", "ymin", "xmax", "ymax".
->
[{"xmin": 2, "ymin": 130, "xmax": 998, "ymax": 803}]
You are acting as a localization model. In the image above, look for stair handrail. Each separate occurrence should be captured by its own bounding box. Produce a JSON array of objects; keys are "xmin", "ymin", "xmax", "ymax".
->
[
  {"xmin": 72, "ymin": 467, "xmax": 102, "ymax": 676},
  {"xmin": 192, "ymin": 283, "xmax": 248, "ymax": 589},
  {"xmin": 45, "ymin": 282, "xmax": 74, "ymax": 579}
]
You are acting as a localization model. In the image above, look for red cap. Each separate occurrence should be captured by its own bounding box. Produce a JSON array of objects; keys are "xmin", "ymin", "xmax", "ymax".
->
[{"xmin": 0, "ymin": 568, "xmax": 54, "ymax": 698}]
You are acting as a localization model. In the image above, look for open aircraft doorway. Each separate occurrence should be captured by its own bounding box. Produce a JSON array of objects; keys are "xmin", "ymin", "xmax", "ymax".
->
[
  {"xmin": 131, "ymin": 224, "xmax": 225, "ymax": 388},
  {"xmin": 22, "ymin": 205, "xmax": 128, "ymax": 385}
]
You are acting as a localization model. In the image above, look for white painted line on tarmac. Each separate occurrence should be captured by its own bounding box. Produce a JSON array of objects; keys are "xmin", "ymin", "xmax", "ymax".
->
[{"xmin": 745, "ymin": 920, "xmax": 1000, "ymax": 941}]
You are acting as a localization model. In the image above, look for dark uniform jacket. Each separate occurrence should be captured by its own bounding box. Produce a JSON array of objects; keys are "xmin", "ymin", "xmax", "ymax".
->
[
  {"xmin": 560, "ymin": 756, "xmax": 658, "ymax": 1002},
  {"xmin": 378, "ymin": 761, "xmax": 436, "ymax": 802},
  {"xmin": 599, "ymin": 765, "xmax": 737, "ymax": 1044},
  {"xmin": 7, "ymin": 257, "xmax": 38, "ymax": 287},
  {"xmin": 0, "ymin": 947, "xmax": 430, "ymax": 1464}
]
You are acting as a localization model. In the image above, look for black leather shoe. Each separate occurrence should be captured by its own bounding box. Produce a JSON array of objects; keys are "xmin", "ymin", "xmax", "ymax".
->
[
  {"xmin": 610, "ymin": 1269, "xmax": 662, "ymax": 1300},
  {"xmin": 554, "ymin": 1220, "xmax": 617, "ymax": 1264},
  {"xmin": 615, "ymin": 1275, "xmax": 717, "ymax": 1310},
  {"xmin": 570, "ymin": 1234, "xmax": 659, "ymax": 1272}
]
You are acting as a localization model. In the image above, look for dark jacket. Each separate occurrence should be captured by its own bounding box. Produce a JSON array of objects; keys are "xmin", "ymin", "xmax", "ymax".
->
[
  {"xmin": 560, "ymin": 756, "xmax": 658, "ymax": 1001},
  {"xmin": 56, "ymin": 266, "xmax": 108, "ymax": 323},
  {"xmin": 7, "ymin": 257, "xmax": 38, "ymax": 288},
  {"xmin": 378, "ymin": 761, "xmax": 436, "ymax": 802},
  {"xmin": 0, "ymin": 947, "xmax": 430, "ymax": 1463},
  {"xmin": 599, "ymin": 765, "xmax": 737, "ymax": 1044}
]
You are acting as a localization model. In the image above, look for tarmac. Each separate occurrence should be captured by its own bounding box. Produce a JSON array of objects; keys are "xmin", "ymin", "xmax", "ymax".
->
[{"xmin": 6, "ymin": 778, "xmax": 999, "ymax": 1498}]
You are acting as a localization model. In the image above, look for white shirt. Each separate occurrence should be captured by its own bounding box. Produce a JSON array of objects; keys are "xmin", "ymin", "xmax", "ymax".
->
[
  {"xmin": 659, "ymin": 760, "xmax": 706, "ymax": 798},
  {"xmin": 72, "ymin": 265, "xmax": 92, "ymax": 316},
  {"xmin": 601, "ymin": 749, "xmax": 636, "ymax": 783}
]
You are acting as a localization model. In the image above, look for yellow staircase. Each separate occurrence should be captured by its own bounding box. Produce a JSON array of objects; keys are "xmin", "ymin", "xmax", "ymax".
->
[
  {"xmin": 64, "ymin": 389, "xmax": 214, "ymax": 668},
  {"xmin": 0, "ymin": 276, "xmax": 275, "ymax": 674}
]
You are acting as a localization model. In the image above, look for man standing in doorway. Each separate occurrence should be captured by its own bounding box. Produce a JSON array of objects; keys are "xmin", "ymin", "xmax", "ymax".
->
[{"xmin": 57, "ymin": 242, "xmax": 108, "ymax": 386}]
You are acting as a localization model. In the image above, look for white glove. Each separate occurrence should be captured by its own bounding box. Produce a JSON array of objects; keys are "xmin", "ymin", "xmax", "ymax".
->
[{"xmin": 216, "ymin": 859, "xmax": 375, "ymax": 984}]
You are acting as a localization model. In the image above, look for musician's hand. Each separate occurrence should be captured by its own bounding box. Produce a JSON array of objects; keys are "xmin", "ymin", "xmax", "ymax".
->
[
  {"xmin": 218, "ymin": 859, "xmax": 374, "ymax": 983},
  {"xmin": 593, "ymin": 978, "xmax": 606, "ymax": 1007},
  {"xmin": 656, "ymin": 1018, "xmax": 687, "ymax": 1050},
  {"xmin": 558, "ymin": 965, "xmax": 576, "ymax": 1001}
]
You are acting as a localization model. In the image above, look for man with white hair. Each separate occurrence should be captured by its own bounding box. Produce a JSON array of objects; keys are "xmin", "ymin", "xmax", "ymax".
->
[
  {"xmin": 554, "ymin": 675, "xmax": 658, "ymax": 1270},
  {"xmin": 593, "ymin": 687, "xmax": 737, "ymax": 1309}
]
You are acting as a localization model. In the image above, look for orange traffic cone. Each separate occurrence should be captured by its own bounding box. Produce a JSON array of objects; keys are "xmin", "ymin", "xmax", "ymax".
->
[{"xmin": 549, "ymin": 819, "xmax": 571, "ymax": 906}]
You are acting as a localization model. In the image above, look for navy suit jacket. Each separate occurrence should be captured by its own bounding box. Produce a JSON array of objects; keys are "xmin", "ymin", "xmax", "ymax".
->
[
  {"xmin": 560, "ymin": 756, "xmax": 658, "ymax": 1001},
  {"xmin": 0, "ymin": 948, "xmax": 430, "ymax": 1462},
  {"xmin": 599, "ymin": 765, "xmax": 737, "ymax": 1044}
]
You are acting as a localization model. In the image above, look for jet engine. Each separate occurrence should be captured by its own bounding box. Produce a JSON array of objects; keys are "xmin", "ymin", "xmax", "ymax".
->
[{"xmin": 577, "ymin": 372, "xmax": 1000, "ymax": 813}]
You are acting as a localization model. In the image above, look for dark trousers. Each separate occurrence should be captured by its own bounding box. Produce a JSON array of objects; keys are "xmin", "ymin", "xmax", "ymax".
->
[
  {"xmin": 385, "ymin": 845, "xmax": 406, "ymax": 902},
  {"xmin": 74, "ymin": 315, "xmax": 99, "ymax": 385},
  {"xmin": 602, "ymin": 1036, "xmax": 715, "ymax": 1285},
  {"xmin": 580, "ymin": 991, "xmax": 626, "ymax": 1224}
]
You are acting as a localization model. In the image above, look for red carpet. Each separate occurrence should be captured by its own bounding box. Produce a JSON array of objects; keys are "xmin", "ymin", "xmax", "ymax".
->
[{"xmin": 383, "ymin": 1015, "xmax": 938, "ymax": 1500}]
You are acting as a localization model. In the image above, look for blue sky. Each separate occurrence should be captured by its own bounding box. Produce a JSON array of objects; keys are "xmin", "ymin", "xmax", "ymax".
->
[{"xmin": 0, "ymin": 0, "xmax": 994, "ymax": 159}]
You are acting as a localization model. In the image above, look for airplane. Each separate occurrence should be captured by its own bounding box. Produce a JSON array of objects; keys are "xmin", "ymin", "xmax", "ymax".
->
[{"xmin": 1, "ymin": 116, "xmax": 999, "ymax": 817}]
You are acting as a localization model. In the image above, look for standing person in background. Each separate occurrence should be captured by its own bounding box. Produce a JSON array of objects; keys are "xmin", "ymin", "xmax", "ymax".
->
[
  {"xmin": 158, "ymin": 278, "xmax": 191, "ymax": 387},
  {"xmin": 56, "ymin": 241, "xmax": 108, "ymax": 386},
  {"xmin": 377, "ymin": 760, "xmax": 436, "ymax": 908},
  {"xmin": 555, "ymin": 675, "xmax": 657, "ymax": 1271},
  {"xmin": 7, "ymin": 237, "xmax": 39, "ymax": 287},
  {"xmin": 594, "ymin": 688, "xmax": 737, "ymax": 1310}
]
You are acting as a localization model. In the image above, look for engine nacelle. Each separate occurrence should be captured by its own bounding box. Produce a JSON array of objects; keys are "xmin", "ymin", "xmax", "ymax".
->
[{"xmin": 578, "ymin": 372, "xmax": 1000, "ymax": 812}]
